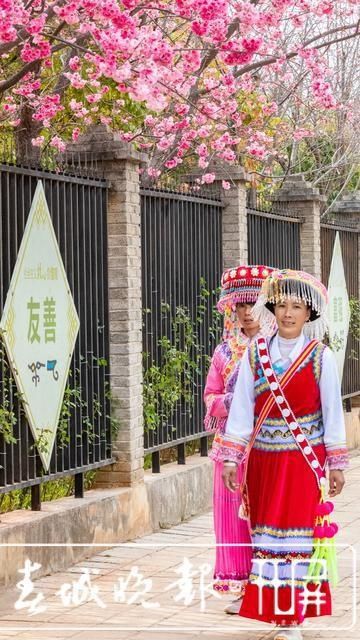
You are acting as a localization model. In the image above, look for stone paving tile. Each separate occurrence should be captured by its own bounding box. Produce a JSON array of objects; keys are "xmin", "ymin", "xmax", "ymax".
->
[
  {"xmin": 70, "ymin": 633, "xmax": 136, "ymax": 640},
  {"xmin": 0, "ymin": 455, "xmax": 359, "ymax": 640},
  {"xmin": 5, "ymin": 632, "xmax": 78, "ymax": 639}
]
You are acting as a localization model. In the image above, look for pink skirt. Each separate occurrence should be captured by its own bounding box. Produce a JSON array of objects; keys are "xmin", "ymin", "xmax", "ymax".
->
[{"xmin": 213, "ymin": 460, "xmax": 252, "ymax": 594}]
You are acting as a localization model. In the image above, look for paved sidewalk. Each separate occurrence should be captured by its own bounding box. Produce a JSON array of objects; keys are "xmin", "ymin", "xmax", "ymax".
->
[{"xmin": 0, "ymin": 455, "xmax": 359, "ymax": 640}]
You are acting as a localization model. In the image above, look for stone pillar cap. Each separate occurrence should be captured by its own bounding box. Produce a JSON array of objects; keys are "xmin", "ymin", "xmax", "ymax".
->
[
  {"xmin": 211, "ymin": 162, "xmax": 249, "ymax": 182},
  {"xmin": 188, "ymin": 163, "xmax": 249, "ymax": 183},
  {"xmin": 65, "ymin": 124, "xmax": 148, "ymax": 165},
  {"xmin": 331, "ymin": 191, "xmax": 360, "ymax": 214},
  {"xmin": 273, "ymin": 175, "xmax": 326, "ymax": 203}
]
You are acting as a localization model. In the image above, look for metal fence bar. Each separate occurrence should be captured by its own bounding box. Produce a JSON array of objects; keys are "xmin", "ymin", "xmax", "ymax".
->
[
  {"xmin": 247, "ymin": 209, "xmax": 302, "ymax": 269},
  {"xmin": 141, "ymin": 187, "xmax": 223, "ymax": 462}
]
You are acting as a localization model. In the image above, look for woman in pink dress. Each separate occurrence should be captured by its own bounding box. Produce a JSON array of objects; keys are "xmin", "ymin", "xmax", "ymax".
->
[{"xmin": 204, "ymin": 265, "xmax": 276, "ymax": 614}]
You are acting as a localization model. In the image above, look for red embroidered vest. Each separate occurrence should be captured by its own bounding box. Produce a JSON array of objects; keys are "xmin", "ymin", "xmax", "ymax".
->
[{"xmin": 249, "ymin": 339, "xmax": 326, "ymax": 423}]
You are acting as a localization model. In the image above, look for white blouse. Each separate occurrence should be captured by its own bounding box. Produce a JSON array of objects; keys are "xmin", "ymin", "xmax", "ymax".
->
[{"xmin": 225, "ymin": 332, "xmax": 347, "ymax": 453}]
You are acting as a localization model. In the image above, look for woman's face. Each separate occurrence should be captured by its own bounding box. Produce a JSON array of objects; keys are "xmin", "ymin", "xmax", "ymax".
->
[
  {"xmin": 235, "ymin": 303, "xmax": 260, "ymax": 335},
  {"xmin": 274, "ymin": 298, "xmax": 311, "ymax": 339}
]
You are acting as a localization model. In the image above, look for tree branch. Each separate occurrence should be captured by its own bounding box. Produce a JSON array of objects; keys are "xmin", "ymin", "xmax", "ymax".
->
[
  {"xmin": 52, "ymin": 36, "xmax": 90, "ymax": 97},
  {"xmin": 234, "ymin": 22, "xmax": 359, "ymax": 78},
  {"xmin": 0, "ymin": 44, "xmax": 65, "ymax": 94},
  {"xmin": 41, "ymin": 32, "xmax": 95, "ymax": 55},
  {"xmin": 0, "ymin": 61, "xmax": 41, "ymax": 94},
  {"xmin": 321, "ymin": 165, "xmax": 358, "ymax": 218}
]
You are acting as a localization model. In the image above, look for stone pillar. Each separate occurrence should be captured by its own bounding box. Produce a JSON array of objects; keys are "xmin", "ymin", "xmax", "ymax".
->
[
  {"xmin": 331, "ymin": 191, "xmax": 360, "ymax": 224},
  {"xmin": 332, "ymin": 191, "xmax": 360, "ymax": 300},
  {"xmin": 273, "ymin": 175, "xmax": 326, "ymax": 279},
  {"xmin": 221, "ymin": 167, "xmax": 248, "ymax": 269},
  {"xmin": 67, "ymin": 126, "xmax": 147, "ymax": 486}
]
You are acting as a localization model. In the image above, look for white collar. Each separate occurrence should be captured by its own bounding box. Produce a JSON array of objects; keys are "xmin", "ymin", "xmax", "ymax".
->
[{"xmin": 270, "ymin": 331, "xmax": 306, "ymax": 363}]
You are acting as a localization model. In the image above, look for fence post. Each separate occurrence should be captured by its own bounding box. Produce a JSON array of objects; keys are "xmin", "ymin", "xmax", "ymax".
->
[
  {"xmin": 68, "ymin": 126, "xmax": 147, "ymax": 487},
  {"xmin": 273, "ymin": 175, "xmax": 325, "ymax": 279},
  {"xmin": 215, "ymin": 167, "xmax": 248, "ymax": 269},
  {"xmin": 331, "ymin": 191, "xmax": 360, "ymax": 224},
  {"xmin": 332, "ymin": 192, "xmax": 360, "ymax": 300}
]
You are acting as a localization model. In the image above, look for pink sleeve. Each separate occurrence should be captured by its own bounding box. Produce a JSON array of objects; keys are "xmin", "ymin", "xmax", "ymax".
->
[{"xmin": 204, "ymin": 356, "xmax": 229, "ymax": 419}]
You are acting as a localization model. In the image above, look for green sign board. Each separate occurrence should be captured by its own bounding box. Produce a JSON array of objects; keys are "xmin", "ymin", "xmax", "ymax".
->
[{"xmin": 0, "ymin": 181, "xmax": 80, "ymax": 470}]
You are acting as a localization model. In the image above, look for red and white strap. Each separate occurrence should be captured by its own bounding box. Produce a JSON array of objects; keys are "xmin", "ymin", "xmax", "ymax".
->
[{"xmin": 256, "ymin": 337, "xmax": 326, "ymax": 489}]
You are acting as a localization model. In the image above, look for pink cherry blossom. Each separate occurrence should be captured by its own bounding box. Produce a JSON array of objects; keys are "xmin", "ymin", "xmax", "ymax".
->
[
  {"xmin": 293, "ymin": 128, "xmax": 313, "ymax": 140},
  {"xmin": 196, "ymin": 143, "xmax": 209, "ymax": 158},
  {"xmin": 0, "ymin": 0, "xmax": 356, "ymax": 179},
  {"xmin": 164, "ymin": 158, "xmax": 181, "ymax": 169},
  {"xmin": 246, "ymin": 143, "xmax": 268, "ymax": 160},
  {"xmin": 201, "ymin": 173, "xmax": 216, "ymax": 184},
  {"xmin": 50, "ymin": 135, "xmax": 66, "ymax": 152},
  {"xmin": 69, "ymin": 56, "xmax": 81, "ymax": 71},
  {"xmin": 198, "ymin": 157, "xmax": 209, "ymax": 169},
  {"xmin": 72, "ymin": 128, "xmax": 81, "ymax": 141},
  {"xmin": 31, "ymin": 136, "xmax": 45, "ymax": 147},
  {"xmin": 147, "ymin": 166, "xmax": 161, "ymax": 178}
]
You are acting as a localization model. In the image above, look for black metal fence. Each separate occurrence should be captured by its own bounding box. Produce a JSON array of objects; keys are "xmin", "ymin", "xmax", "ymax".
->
[
  {"xmin": 0, "ymin": 162, "xmax": 113, "ymax": 507},
  {"xmin": 247, "ymin": 191, "xmax": 303, "ymax": 269},
  {"xmin": 141, "ymin": 187, "xmax": 223, "ymax": 471},
  {"xmin": 321, "ymin": 220, "xmax": 360, "ymax": 400}
]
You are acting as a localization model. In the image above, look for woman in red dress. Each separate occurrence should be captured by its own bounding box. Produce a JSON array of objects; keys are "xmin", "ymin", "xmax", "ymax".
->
[{"xmin": 213, "ymin": 269, "xmax": 349, "ymax": 640}]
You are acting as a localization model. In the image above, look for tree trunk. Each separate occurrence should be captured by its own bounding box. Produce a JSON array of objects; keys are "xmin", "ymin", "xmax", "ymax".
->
[{"xmin": 15, "ymin": 103, "xmax": 42, "ymax": 166}]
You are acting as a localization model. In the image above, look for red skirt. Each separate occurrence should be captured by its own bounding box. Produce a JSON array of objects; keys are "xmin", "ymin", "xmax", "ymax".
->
[{"xmin": 239, "ymin": 443, "xmax": 331, "ymax": 625}]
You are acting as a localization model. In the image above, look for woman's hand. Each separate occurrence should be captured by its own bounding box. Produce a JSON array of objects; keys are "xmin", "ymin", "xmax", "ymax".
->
[
  {"xmin": 328, "ymin": 469, "xmax": 345, "ymax": 497},
  {"xmin": 222, "ymin": 464, "xmax": 238, "ymax": 492}
]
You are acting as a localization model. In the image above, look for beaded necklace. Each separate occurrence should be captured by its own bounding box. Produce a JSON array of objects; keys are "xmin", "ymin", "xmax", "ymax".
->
[{"xmin": 223, "ymin": 330, "xmax": 249, "ymax": 384}]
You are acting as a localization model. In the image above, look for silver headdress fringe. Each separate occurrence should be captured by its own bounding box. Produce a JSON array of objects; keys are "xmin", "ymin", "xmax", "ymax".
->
[
  {"xmin": 252, "ymin": 294, "xmax": 277, "ymax": 336},
  {"xmin": 264, "ymin": 278, "xmax": 326, "ymax": 317},
  {"xmin": 303, "ymin": 315, "xmax": 329, "ymax": 341},
  {"xmin": 252, "ymin": 277, "xmax": 329, "ymax": 341}
]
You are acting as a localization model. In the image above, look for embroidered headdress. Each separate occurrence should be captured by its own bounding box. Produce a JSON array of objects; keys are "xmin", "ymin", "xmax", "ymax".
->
[
  {"xmin": 217, "ymin": 265, "xmax": 276, "ymax": 341},
  {"xmin": 217, "ymin": 265, "xmax": 273, "ymax": 313},
  {"xmin": 253, "ymin": 268, "xmax": 329, "ymax": 340}
]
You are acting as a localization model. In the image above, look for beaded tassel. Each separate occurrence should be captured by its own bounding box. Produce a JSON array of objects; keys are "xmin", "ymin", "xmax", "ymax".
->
[{"xmin": 307, "ymin": 485, "xmax": 339, "ymax": 587}]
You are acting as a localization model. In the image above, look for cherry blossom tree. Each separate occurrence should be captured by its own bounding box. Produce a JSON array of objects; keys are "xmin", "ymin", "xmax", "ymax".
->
[
  {"xmin": 0, "ymin": 1, "xmax": 359, "ymax": 182},
  {"xmin": 292, "ymin": 42, "xmax": 359, "ymax": 209}
]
